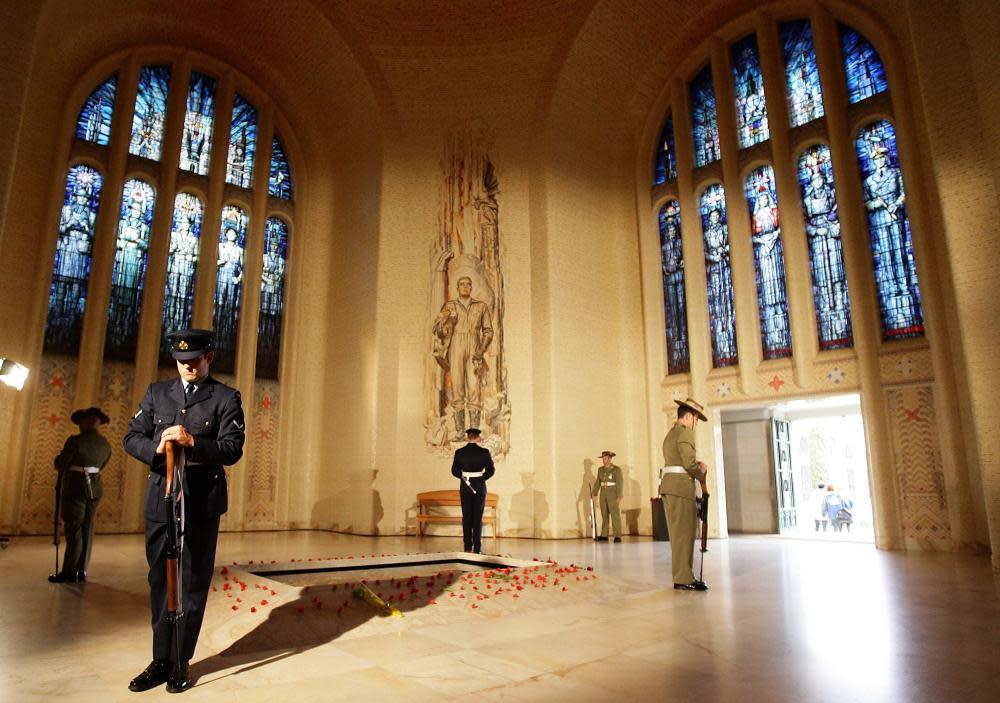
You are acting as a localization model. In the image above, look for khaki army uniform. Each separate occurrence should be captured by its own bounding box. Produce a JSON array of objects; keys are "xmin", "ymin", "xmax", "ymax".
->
[
  {"xmin": 53, "ymin": 428, "xmax": 112, "ymax": 579},
  {"xmin": 661, "ymin": 422, "xmax": 701, "ymax": 585},
  {"xmin": 592, "ymin": 464, "xmax": 623, "ymax": 539}
]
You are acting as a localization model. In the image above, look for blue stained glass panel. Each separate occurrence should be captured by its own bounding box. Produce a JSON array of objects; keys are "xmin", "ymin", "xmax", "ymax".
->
[
  {"xmin": 797, "ymin": 145, "xmax": 853, "ymax": 349},
  {"xmin": 44, "ymin": 165, "xmax": 104, "ymax": 354},
  {"xmin": 653, "ymin": 115, "xmax": 678, "ymax": 185},
  {"xmin": 841, "ymin": 25, "xmax": 889, "ymax": 104},
  {"xmin": 226, "ymin": 94, "xmax": 257, "ymax": 188},
  {"xmin": 856, "ymin": 120, "xmax": 924, "ymax": 339},
  {"xmin": 658, "ymin": 201, "xmax": 688, "ymax": 373},
  {"xmin": 690, "ymin": 66, "xmax": 721, "ymax": 168},
  {"xmin": 213, "ymin": 204, "xmax": 248, "ymax": 373},
  {"xmin": 256, "ymin": 217, "xmax": 290, "ymax": 379},
  {"xmin": 700, "ymin": 184, "xmax": 738, "ymax": 367},
  {"xmin": 744, "ymin": 165, "xmax": 792, "ymax": 359},
  {"xmin": 781, "ymin": 20, "xmax": 825, "ymax": 127},
  {"xmin": 180, "ymin": 72, "xmax": 216, "ymax": 175},
  {"xmin": 731, "ymin": 35, "xmax": 770, "ymax": 148},
  {"xmin": 75, "ymin": 76, "xmax": 116, "ymax": 146},
  {"xmin": 160, "ymin": 193, "xmax": 204, "ymax": 365},
  {"xmin": 129, "ymin": 66, "xmax": 171, "ymax": 160},
  {"xmin": 268, "ymin": 137, "xmax": 294, "ymax": 200},
  {"xmin": 105, "ymin": 179, "xmax": 156, "ymax": 361}
]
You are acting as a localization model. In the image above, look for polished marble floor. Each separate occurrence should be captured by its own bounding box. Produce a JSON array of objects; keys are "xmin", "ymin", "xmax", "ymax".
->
[{"xmin": 1, "ymin": 531, "xmax": 997, "ymax": 703}]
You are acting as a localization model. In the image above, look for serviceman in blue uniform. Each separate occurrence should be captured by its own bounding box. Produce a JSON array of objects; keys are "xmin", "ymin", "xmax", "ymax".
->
[
  {"xmin": 124, "ymin": 329, "xmax": 245, "ymax": 693},
  {"xmin": 450, "ymin": 427, "xmax": 495, "ymax": 554}
]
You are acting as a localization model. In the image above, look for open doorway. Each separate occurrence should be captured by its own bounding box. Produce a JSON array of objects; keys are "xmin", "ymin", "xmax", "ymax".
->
[{"xmin": 720, "ymin": 393, "xmax": 873, "ymax": 543}]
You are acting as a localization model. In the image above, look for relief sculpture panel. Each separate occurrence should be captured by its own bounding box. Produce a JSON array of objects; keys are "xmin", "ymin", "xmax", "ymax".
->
[{"xmin": 425, "ymin": 128, "xmax": 510, "ymax": 457}]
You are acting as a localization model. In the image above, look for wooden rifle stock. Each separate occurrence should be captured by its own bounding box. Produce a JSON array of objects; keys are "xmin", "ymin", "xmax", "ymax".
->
[{"xmin": 164, "ymin": 440, "xmax": 179, "ymax": 614}]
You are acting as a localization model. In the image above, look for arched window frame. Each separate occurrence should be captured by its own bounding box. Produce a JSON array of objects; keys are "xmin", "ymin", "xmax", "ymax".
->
[
  {"xmin": 647, "ymin": 6, "xmax": 929, "ymax": 378},
  {"xmin": 41, "ymin": 48, "xmax": 297, "ymax": 384}
]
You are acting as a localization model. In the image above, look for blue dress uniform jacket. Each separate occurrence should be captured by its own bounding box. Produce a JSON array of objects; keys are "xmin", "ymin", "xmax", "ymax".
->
[
  {"xmin": 451, "ymin": 443, "xmax": 495, "ymax": 553},
  {"xmin": 124, "ymin": 375, "xmax": 245, "ymax": 664}
]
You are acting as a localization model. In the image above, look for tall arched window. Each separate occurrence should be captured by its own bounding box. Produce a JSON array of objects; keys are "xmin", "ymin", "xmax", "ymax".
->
[
  {"xmin": 213, "ymin": 204, "xmax": 248, "ymax": 373},
  {"xmin": 797, "ymin": 144, "xmax": 853, "ymax": 349},
  {"xmin": 731, "ymin": 35, "xmax": 769, "ymax": 148},
  {"xmin": 105, "ymin": 178, "xmax": 155, "ymax": 361},
  {"xmin": 855, "ymin": 120, "xmax": 923, "ymax": 339},
  {"xmin": 45, "ymin": 164, "xmax": 104, "ymax": 354},
  {"xmin": 76, "ymin": 77, "xmax": 116, "ymax": 146},
  {"xmin": 744, "ymin": 165, "xmax": 792, "ymax": 359},
  {"xmin": 41, "ymin": 54, "xmax": 297, "ymax": 373},
  {"xmin": 160, "ymin": 193, "xmax": 204, "ymax": 363},
  {"xmin": 701, "ymin": 184, "xmax": 737, "ymax": 367},
  {"xmin": 658, "ymin": 201, "xmax": 688, "ymax": 373},
  {"xmin": 781, "ymin": 20, "xmax": 824, "ymax": 127},
  {"xmin": 651, "ymin": 13, "xmax": 925, "ymax": 377},
  {"xmin": 129, "ymin": 66, "xmax": 170, "ymax": 160},
  {"xmin": 256, "ymin": 217, "xmax": 290, "ymax": 379},
  {"xmin": 690, "ymin": 66, "xmax": 721, "ymax": 168}
]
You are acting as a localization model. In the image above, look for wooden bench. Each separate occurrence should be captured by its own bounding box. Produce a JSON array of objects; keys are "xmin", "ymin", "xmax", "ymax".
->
[{"xmin": 416, "ymin": 490, "xmax": 499, "ymax": 551}]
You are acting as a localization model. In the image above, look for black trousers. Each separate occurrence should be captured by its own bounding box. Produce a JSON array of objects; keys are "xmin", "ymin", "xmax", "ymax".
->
[
  {"xmin": 145, "ymin": 515, "xmax": 220, "ymax": 663},
  {"xmin": 460, "ymin": 482, "xmax": 487, "ymax": 552}
]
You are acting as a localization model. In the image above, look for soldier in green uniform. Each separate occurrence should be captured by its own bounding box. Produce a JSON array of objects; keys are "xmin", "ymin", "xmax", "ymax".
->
[
  {"xmin": 592, "ymin": 451, "xmax": 623, "ymax": 542},
  {"xmin": 660, "ymin": 397, "xmax": 709, "ymax": 591},
  {"xmin": 48, "ymin": 407, "xmax": 112, "ymax": 583}
]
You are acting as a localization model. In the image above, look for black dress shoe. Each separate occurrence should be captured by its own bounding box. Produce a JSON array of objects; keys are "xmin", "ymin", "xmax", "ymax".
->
[
  {"xmin": 613, "ymin": 537, "xmax": 621, "ymax": 543},
  {"xmin": 673, "ymin": 581, "xmax": 709, "ymax": 591},
  {"xmin": 48, "ymin": 573, "xmax": 72, "ymax": 583},
  {"xmin": 166, "ymin": 662, "xmax": 192, "ymax": 694},
  {"xmin": 595, "ymin": 536, "xmax": 608, "ymax": 542},
  {"xmin": 128, "ymin": 659, "xmax": 171, "ymax": 692}
]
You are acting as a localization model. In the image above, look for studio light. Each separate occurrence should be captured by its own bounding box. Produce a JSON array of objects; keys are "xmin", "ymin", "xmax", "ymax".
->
[{"xmin": 0, "ymin": 358, "xmax": 29, "ymax": 390}]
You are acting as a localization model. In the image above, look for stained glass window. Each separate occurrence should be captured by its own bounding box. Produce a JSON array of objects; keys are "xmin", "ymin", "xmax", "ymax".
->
[
  {"xmin": 105, "ymin": 179, "xmax": 156, "ymax": 361},
  {"xmin": 855, "ymin": 120, "xmax": 923, "ymax": 339},
  {"xmin": 700, "ymin": 184, "xmax": 738, "ymax": 367},
  {"xmin": 213, "ymin": 204, "xmax": 248, "ymax": 373},
  {"xmin": 658, "ymin": 201, "xmax": 688, "ymax": 373},
  {"xmin": 129, "ymin": 66, "xmax": 171, "ymax": 160},
  {"xmin": 841, "ymin": 25, "xmax": 889, "ymax": 105},
  {"xmin": 268, "ymin": 136, "xmax": 293, "ymax": 200},
  {"xmin": 731, "ymin": 35, "xmax": 770, "ymax": 149},
  {"xmin": 160, "ymin": 193, "xmax": 204, "ymax": 364},
  {"xmin": 44, "ymin": 165, "xmax": 104, "ymax": 354},
  {"xmin": 226, "ymin": 94, "xmax": 257, "ymax": 188},
  {"xmin": 75, "ymin": 76, "xmax": 116, "ymax": 146},
  {"xmin": 180, "ymin": 72, "xmax": 216, "ymax": 175},
  {"xmin": 781, "ymin": 20, "xmax": 824, "ymax": 127},
  {"xmin": 797, "ymin": 145, "xmax": 853, "ymax": 349},
  {"xmin": 654, "ymin": 115, "xmax": 678, "ymax": 185},
  {"xmin": 690, "ymin": 65, "xmax": 721, "ymax": 168},
  {"xmin": 744, "ymin": 165, "xmax": 792, "ymax": 359},
  {"xmin": 256, "ymin": 217, "xmax": 289, "ymax": 379}
]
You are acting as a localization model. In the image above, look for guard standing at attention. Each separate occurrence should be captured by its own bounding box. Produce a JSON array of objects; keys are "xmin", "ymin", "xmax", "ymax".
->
[
  {"xmin": 49, "ymin": 407, "xmax": 112, "ymax": 583},
  {"xmin": 450, "ymin": 427, "xmax": 495, "ymax": 553},
  {"xmin": 660, "ymin": 397, "xmax": 709, "ymax": 591},
  {"xmin": 591, "ymin": 451, "xmax": 623, "ymax": 542},
  {"xmin": 123, "ymin": 329, "xmax": 245, "ymax": 693}
]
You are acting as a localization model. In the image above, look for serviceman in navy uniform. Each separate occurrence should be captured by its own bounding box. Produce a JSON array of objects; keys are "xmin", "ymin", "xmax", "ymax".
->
[
  {"xmin": 450, "ymin": 427, "xmax": 495, "ymax": 554},
  {"xmin": 124, "ymin": 329, "xmax": 245, "ymax": 693}
]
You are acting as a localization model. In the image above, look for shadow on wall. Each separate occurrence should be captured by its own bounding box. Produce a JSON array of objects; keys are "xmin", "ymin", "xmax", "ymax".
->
[
  {"xmin": 311, "ymin": 469, "xmax": 383, "ymax": 534},
  {"xmin": 577, "ymin": 460, "xmax": 597, "ymax": 539},
  {"xmin": 620, "ymin": 464, "xmax": 643, "ymax": 536},
  {"xmin": 506, "ymin": 472, "xmax": 549, "ymax": 538}
]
